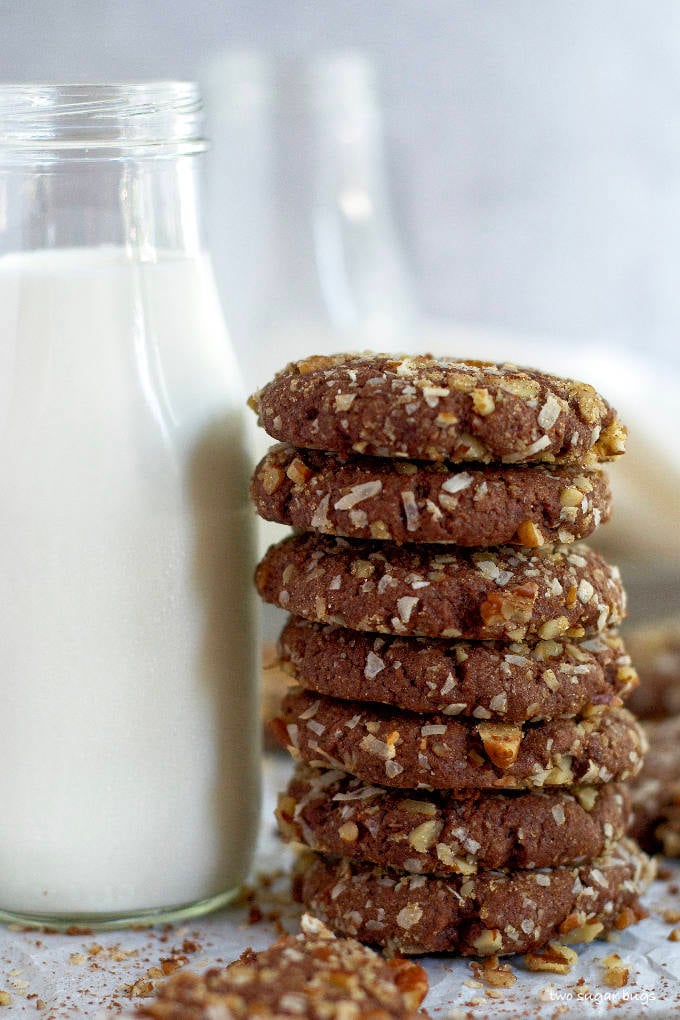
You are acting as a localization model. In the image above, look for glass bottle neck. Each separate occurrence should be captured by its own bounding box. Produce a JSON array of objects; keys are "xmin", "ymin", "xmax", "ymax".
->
[{"xmin": 0, "ymin": 83, "xmax": 206, "ymax": 259}]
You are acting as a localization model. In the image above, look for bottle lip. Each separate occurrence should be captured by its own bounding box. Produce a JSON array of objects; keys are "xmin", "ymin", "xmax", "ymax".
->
[{"xmin": 0, "ymin": 82, "xmax": 207, "ymax": 159}]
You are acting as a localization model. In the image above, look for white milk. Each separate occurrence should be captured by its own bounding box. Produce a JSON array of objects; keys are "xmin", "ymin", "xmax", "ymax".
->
[{"xmin": 0, "ymin": 247, "xmax": 259, "ymax": 917}]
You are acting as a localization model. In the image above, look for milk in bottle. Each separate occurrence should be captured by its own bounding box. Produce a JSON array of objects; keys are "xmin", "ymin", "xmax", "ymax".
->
[{"xmin": 0, "ymin": 84, "xmax": 260, "ymax": 926}]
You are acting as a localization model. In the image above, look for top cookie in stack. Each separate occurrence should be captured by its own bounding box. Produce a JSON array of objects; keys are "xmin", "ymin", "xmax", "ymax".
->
[
  {"xmin": 249, "ymin": 353, "xmax": 653, "ymax": 959},
  {"xmin": 249, "ymin": 353, "xmax": 626, "ymax": 466}
]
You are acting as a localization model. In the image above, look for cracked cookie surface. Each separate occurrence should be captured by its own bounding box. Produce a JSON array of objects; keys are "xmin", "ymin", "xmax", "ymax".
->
[
  {"xmin": 251, "ymin": 444, "xmax": 612, "ymax": 547},
  {"xmin": 292, "ymin": 838, "xmax": 654, "ymax": 956},
  {"xmin": 278, "ymin": 764, "xmax": 631, "ymax": 875},
  {"xmin": 248, "ymin": 353, "xmax": 626, "ymax": 466},
  {"xmin": 273, "ymin": 689, "xmax": 646, "ymax": 790},
  {"xmin": 277, "ymin": 617, "xmax": 637, "ymax": 721},
  {"xmin": 255, "ymin": 534, "xmax": 625, "ymax": 641}
]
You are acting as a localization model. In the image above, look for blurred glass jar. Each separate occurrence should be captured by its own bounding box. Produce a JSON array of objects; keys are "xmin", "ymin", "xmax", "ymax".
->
[
  {"xmin": 0, "ymin": 82, "xmax": 260, "ymax": 928},
  {"xmin": 203, "ymin": 51, "xmax": 417, "ymax": 392}
]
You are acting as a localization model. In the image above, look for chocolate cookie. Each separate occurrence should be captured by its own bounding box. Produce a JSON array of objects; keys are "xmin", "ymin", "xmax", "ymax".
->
[
  {"xmin": 277, "ymin": 618, "xmax": 637, "ymax": 721},
  {"xmin": 629, "ymin": 716, "xmax": 680, "ymax": 856},
  {"xmin": 278, "ymin": 764, "xmax": 631, "ymax": 875},
  {"xmin": 134, "ymin": 913, "xmax": 428, "ymax": 1019},
  {"xmin": 255, "ymin": 534, "xmax": 625, "ymax": 642},
  {"xmin": 292, "ymin": 838, "xmax": 654, "ymax": 956},
  {"xmin": 273, "ymin": 689, "xmax": 646, "ymax": 790},
  {"xmin": 251, "ymin": 444, "xmax": 612, "ymax": 547},
  {"xmin": 248, "ymin": 354, "xmax": 626, "ymax": 466},
  {"xmin": 624, "ymin": 617, "xmax": 680, "ymax": 720}
]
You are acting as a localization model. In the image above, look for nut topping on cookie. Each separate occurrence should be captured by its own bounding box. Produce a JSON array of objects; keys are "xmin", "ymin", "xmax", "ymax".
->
[
  {"xmin": 478, "ymin": 723, "xmax": 523, "ymax": 769},
  {"xmin": 249, "ymin": 353, "xmax": 626, "ymax": 465}
]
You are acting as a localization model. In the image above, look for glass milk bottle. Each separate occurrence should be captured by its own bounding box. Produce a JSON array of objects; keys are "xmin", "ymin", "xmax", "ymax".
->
[{"xmin": 0, "ymin": 83, "xmax": 260, "ymax": 928}]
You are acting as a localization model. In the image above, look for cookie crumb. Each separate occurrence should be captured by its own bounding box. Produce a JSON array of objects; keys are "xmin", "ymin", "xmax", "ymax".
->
[
  {"xmin": 600, "ymin": 952, "xmax": 629, "ymax": 988},
  {"xmin": 470, "ymin": 956, "xmax": 517, "ymax": 988},
  {"xmin": 524, "ymin": 941, "xmax": 578, "ymax": 974}
]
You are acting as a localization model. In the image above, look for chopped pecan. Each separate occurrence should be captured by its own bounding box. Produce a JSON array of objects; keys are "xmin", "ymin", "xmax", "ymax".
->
[
  {"xmin": 259, "ymin": 462, "xmax": 285, "ymax": 495},
  {"xmin": 524, "ymin": 941, "xmax": 578, "ymax": 974},
  {"xmin": 471, "ymin": 956, "xmax": 517, "ymax": 989},
  {"xmin": 601, "ymin": 953, "xmax": 629, "ymax": 988},
  {"xmin": 560, "ymin": 920, "xmax": 604, "ymax": 945},
  {"xmin": 480, "ymin": 584, "xmax": 538, "ymax": 629},
  {"xmin": 471, "ymin": 387, "xmax": 495, "ymax": 416},
  {"xmin": 516, "ymin": 520, "xmax": 545, "ymax": 547},
  {"xmin": 386, "ymin": 958, "xmax": 429, "ymax": 1011},
  {"xmin": 477, "ymin": 722, "xmax": 523, "ymax": 769},
  {"xmin": 286, "ymin": 457, "xmax": 313, "ymax": 485}
]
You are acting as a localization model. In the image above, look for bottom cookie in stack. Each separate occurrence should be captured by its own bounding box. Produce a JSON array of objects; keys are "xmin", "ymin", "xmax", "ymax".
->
[{"xmin": 291, "ymin": 840, "xmax": 653, "ymax": 957}]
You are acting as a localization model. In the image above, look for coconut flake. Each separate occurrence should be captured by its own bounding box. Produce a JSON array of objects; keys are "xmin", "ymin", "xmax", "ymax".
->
[
  {"xmin": 443, "ymin": 703, "xmax": 467, "ymax": 715},
  {"xmin": 364, "ymin": 651, "xmax": 386, "ymax": 679},
  {"xmin": 441, "ymin": 472, "xmax": 473, "ymax": 495},
  {"xmin": 377, "ymin": 574, "xmax": 397, "ymax": 594},
  {"xmin": 440, "ymin": 674, "xmax": 456, "ymax": 696},
  {"xmin": 502, "ymin": 435, "xmax": 551, "ymax": 463},
  {"xmin": 299, "ymin": 699, "xmax": 321, "ymax": 720},
  {"xmin": 475, "ymin": 559, "xmax": 500, "ymax": 581},
  {"xmin": 397, "ymin": 596, "xmax": 419, "ymax": 623},
  {"xmin": 345, "ymin": 713, "xmax": 363, "ymax": 730},
  {"xmin": 286, "ymin": 723, "xmax": 299, "ymax": 748},
  {"xmin": 310, "ymin": 493, "xmax": 331, "ymax": 529},
  {"xmin": 360, "ymin": 733, "xmax": 395, "ymax": 760},
  {"xmin": 334, "ymin": 392, "xmax": 356, "ymax": 412},
  {"xmin": 333, "ymin": 786, "xmax": 382, "ymax": 802},
  {"xmin": 538, "ymin": 393, "xmax": 562, "ymax": 430},
  {"xmin": 551, "ymin": 803, "xmax": 566, "ymax": 826},
  {"xmin": 422, "ymin": 386, "xmax": 450, "ymax": 407},
  {"xmin": 334, "ymin": 480, "xmax": 382, "ymax": 510},
  {"xmin": 401, "ymin": 490, "xmax": 421, "ymax": 532}
]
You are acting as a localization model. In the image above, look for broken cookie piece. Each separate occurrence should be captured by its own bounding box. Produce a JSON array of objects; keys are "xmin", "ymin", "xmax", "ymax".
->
[{"xmin": 132, "ymin": 913, "xmax": 429, "ymax": 1019}]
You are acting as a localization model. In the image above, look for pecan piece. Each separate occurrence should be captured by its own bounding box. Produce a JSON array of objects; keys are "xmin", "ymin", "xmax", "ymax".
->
[
  {"xmin": 286, "ymin": 457, "xmax": 313, "ymax": 485},
  {"xmin": 601, "ymin": 953, "xmax": 629, "ymax": 988},
  {"xmin": 386, "ymin": 958, "xmax": 429, "ymax": 1011},
  {"xmin": 477, "ymin": 722, "xmax": 523, "ymax": 769},
  {"xmin": 479, "ymin": 583, "xmax": 538, "ymax": 629},
  {"xmin": 524, "ymin": 941, "xmax": 578, "ymax": 974}
]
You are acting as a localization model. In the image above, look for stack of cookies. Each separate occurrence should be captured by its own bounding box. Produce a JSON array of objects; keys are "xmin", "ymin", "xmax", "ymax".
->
[{"xmin": 249, "ymin": 353, "xmax": 654, "ymax": 958}]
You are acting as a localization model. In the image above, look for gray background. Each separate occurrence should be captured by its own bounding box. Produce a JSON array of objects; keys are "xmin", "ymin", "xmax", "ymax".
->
[{"xmin": 2, "ymin": 0, "xmax": 680, "ymax": 367}]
